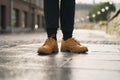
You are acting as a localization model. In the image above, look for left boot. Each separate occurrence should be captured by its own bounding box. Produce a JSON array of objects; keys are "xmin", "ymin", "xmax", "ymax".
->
[
  {"xmin": 37, "ymin": 37, "xmax": 58, "ymax": 55},
  {"xmin": 61, "ymin": 38, "xmax": 88, "ymax": 53}
]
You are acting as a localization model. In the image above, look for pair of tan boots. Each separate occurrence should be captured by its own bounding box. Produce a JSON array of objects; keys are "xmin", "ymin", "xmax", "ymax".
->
[{"xmin": 38, "ymin": 37, "xmax": 88, "ymax": 55}]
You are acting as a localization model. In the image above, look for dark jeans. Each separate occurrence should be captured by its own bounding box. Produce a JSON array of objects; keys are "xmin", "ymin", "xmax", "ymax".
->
[{"xmin": 44, "ymin": 0, "xmax": 75, "ymax": 39}]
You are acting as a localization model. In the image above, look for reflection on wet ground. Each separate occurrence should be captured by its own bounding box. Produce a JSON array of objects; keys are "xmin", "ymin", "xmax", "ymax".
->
[
  {"xmin": 0, "ymin": 43, "xmax": 120, "ymax": 80},
  {"xmin": 0, "ymin": 30, "xmax": 120, "ymax": 80}
]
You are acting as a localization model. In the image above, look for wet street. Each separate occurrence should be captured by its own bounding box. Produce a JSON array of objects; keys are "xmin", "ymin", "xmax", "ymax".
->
[{"xmin": 0, "ymin": 29, "xmax": 120, "ymax": 80}]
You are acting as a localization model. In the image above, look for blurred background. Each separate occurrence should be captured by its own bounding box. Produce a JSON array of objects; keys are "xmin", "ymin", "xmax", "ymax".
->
[
  {"xmin": 0, "ymin": 0, "xmax": 120, "ymax": 36},
  {"xmin": 1, "ymin": 1, "xmax": 120, "ymax": 80},
  {"xmin": 0, "ymin": 0, "xmax": 44, "ymax": 33}
]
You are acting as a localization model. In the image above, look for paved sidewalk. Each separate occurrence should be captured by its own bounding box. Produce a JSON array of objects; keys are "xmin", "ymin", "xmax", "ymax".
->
[{"xmin": 0, "ymin": 29, "xmax": 120, "ymax": 80}]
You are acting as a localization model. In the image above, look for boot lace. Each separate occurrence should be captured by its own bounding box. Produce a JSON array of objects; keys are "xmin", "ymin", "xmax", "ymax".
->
[
  {"xmin": 72, "ymin": 38, "xmax": 81, "ymax": 45},
  {"xmin": 43, "ymin": 37, "xmax": 52, "ymax": 46}
]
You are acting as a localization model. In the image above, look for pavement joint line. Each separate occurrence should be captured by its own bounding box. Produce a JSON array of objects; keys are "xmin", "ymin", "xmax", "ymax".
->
[
  {"xmin": 1, "ymin": 64, "xmax": 120, "ymax": 72},
  {"xmin": 58, "ymin": 58, "xmax": 72, "ymax": 68},
  {"xmin": 62, "ymin": 67, "xmax": 120, "ymax": 72},
  {"xmin": 0, "ymin": 65, "xmax": 57, "ymax": 70}
]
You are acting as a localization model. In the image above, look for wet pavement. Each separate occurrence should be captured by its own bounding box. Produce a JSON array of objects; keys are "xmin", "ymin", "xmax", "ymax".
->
[{"xmin": 0, "ymin": 29, "xmax": 120, "ymax": 80}]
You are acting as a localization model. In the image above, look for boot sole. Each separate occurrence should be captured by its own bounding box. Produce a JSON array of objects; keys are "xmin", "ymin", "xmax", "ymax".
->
[
  {"xmin": 61, "ymin": 48, "xmax": 88, "ymax": 53},
  {"xmin": 38, "ymin": 49, "xmax": 58, "ymax": 55}
]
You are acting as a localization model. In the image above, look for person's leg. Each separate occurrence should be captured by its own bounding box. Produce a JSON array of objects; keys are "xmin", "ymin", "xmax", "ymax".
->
[
  {"xmin": 44, "ymin": 0, "xmax": 59, "ymax": 39},
  {"xmin": 60, "ymin": 0, "xmax": 75, "ymax": 40},
  {"xmin": 37, "ymin": 0, "xmax": 59, "ymax": 55},
  {"xmin": 60, "ymin": 0, "xmax": 88, "ymax": 53}
]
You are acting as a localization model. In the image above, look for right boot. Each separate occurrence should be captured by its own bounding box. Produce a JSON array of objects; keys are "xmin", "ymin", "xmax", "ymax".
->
[
  {"xmin": 61, "ymin": 38, "xmax": 88, "ymax": 53},
  {"xmin": 37, "ymin": 37, "xmax": 58, "ymax": 55}
]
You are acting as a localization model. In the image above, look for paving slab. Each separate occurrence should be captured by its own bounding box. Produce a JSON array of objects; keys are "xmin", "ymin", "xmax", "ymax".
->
[
  {"xmin": 0, "ymin": 29, "xmax": 120, "ymax": 80},
  {"xmin": 0, "ymin": 42, "xmax": 120, "ymax": 80}
]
